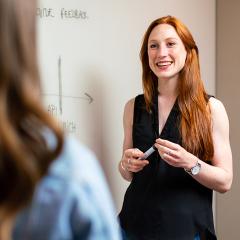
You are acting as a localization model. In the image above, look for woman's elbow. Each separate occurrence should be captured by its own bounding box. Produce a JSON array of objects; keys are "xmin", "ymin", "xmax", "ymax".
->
[{"xmin": 216, "ymin": 176, "xmax": 233, "ymax": 193}]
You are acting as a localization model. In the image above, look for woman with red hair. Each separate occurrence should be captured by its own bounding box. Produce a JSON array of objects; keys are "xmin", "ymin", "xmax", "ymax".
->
[{"xmin": 118, "ymin": 16, "xmax": 232, "ymax": 240}]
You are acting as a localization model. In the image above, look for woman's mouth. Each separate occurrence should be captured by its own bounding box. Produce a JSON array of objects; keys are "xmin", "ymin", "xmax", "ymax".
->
[{"xmin": 156, "ymin": 61, "xmax": 173, "ymax": 68}]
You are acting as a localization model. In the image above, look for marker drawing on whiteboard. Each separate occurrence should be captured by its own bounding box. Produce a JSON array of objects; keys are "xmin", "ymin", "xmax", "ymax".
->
[
  {"xmin": 58, "ymin": 56, "xmax": 62, "ymax": 115},
  {"xmin": 138, "ymin": 145, "xmax": 157, "ymax": 160}
]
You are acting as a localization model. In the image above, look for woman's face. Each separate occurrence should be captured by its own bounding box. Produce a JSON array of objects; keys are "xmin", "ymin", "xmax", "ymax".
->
[{"xmin": 147, "ymin": 23, "xmax": 187, "ymax": 81}]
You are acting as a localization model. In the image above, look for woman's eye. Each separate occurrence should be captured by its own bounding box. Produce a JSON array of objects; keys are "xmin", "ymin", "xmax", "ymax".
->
[
  {"xmin": 149, "ymin": 44, "xmax": 157, "ymax": 49},
  {"xmin": 167, "ymin": 42, "xmax": 176, "ymax": 47}
]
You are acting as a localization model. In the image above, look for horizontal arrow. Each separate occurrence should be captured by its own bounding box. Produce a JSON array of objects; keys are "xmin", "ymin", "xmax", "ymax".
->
[{"xmin": 42, "ymin": 92, "xmax": 94, "ymax": 104}]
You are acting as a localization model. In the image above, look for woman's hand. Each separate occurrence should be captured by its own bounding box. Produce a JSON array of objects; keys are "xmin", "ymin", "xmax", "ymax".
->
[
  {"xmin": 121, "ymin": 148, "xmax": 149, "ymax": 173},
  {"xmin": 155, "ymin": 138, "xmax": 198, "ymax": 170}
]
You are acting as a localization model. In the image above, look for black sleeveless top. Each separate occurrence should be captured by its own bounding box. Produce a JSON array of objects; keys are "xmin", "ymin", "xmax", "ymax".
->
[{"xmin": 119, "ymin": 94, "xmax": 216, "ymax": 240}]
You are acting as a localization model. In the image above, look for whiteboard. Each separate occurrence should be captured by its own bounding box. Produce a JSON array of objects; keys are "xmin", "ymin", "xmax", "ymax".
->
[{"xmin": 37, "ymin": 0, "xmax": 216, "ymax": 211}]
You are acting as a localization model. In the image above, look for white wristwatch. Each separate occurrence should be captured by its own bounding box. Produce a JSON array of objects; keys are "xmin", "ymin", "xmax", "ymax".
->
[{"xmin": 185, "ymin": 160, "xmax": 201, "ymax": 175}]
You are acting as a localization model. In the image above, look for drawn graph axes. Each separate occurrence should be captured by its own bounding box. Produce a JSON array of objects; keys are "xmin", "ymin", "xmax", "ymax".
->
[{"xmin": 43, "ymin": 56, "xmax": 93, "ymax": 116}]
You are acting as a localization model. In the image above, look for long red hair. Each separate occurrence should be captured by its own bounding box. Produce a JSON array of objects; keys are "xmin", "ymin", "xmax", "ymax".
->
[{"xmin": 140, "ymin": 16, "xmax": 213, "ymax": 161}]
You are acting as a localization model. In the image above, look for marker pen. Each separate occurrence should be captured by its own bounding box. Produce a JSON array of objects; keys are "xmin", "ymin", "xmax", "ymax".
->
[{"xmin": 138, "ymin": 145, "xmax": 157, "ymax": 160}]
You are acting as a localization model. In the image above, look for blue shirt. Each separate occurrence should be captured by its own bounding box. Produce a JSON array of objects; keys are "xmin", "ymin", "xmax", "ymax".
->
[{"xmin": 13, "ymin": 136, "xmax": 121, "ymax": 240}]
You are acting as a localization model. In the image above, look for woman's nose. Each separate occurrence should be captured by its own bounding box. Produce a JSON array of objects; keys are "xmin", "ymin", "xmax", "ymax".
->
[{"xmin": 157, "ymin": 45, "xmax": 168, "ymax": 57}]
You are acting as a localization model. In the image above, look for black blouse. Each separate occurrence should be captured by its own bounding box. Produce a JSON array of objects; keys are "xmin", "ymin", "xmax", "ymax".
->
[{"xmin": 119, "ymin": 94, "xmax": 216, "ymax": 240}]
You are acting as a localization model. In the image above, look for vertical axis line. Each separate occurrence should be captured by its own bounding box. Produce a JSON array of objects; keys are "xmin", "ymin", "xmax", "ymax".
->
[{"xmin": 58, "ymin": 56, "xmax": 63, "ymax": 115}]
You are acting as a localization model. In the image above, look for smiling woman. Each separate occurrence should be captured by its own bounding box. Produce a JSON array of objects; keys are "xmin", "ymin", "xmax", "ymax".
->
[
  {"xmin": 147, "ymin": 24, "xmax": 187, "ymax": 82},
  {"xmin": 118, "ymin": 15, "xmax": 232, "ymax": 240}
]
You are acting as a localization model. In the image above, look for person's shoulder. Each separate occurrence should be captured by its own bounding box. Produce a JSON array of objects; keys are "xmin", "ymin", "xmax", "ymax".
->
[
  {"xmin": 46, "ymin": 135, "xmax": 102, "ymax": 186},
  {"xmin": 124, "ymin": 94, "xmax": 144, "ymax": 111},
  {"xmin": 60, "ymin": 137, "xmax": 121, "ymax": 239},
  {"xmin": 63, "ymin": 136, "xmax": 96, "ymax": 164},
  {"xmin": 208, "ymin": 97, "xmax": 229, "ymax": 123},
  {"xmin": 208, "ymin": 97, "xmax": 227, "ymax": 114},
  {"xmin": 45, "ymin": 136, "xmax": 112, "ymax": 209},
  {"xmin": 59, "ymin": 135, "xmax": 101, "ymax": 177},
  {"xmin": 124, "ymin": 97, "xmax": 135, "ymax": 109}
]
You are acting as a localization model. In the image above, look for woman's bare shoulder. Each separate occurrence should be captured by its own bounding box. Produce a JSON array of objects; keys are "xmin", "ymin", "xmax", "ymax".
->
[{"xmin": 208, "ymin": 97, "xmax": 228, "ymax": 117}]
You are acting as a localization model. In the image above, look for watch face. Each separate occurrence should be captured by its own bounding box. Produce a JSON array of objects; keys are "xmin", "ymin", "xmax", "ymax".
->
[{"xmin": 191, "ymin": 164, "xmax": 201, "ymax": 175}]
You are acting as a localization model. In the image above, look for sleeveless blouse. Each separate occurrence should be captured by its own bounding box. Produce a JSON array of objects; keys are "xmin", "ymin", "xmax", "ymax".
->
[{"xmin": 119, "ymin": 94, "xmax": 217, "ymax": 240}]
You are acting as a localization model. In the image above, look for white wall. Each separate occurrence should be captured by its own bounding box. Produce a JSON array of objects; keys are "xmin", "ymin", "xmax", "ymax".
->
[
  {"xmin": 37, "ymin": 0, "xmax": 216, "ymax": 211},
  {"xmin": 216, "ymin": 1, "xmax": 240, "ymax": 239}
]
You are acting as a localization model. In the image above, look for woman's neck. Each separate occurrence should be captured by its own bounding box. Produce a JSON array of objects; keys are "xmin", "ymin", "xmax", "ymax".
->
[{"xmin": 157, "ymin": 77, "xmax": 178, "ymax": 98}]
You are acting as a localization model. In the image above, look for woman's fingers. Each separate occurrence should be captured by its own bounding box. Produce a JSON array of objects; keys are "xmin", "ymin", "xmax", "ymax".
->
[
  {"xmin": 155, "ymin": 138, "xmax": 180, "ymax": 158},
  {"xmin": 128, "ymin": 160, "xmax": 149, "ymax": 172},
  {"xmin": 156, "ymin": 138, "xmax": 179, "ymax": 150},
  {"xmin": 125, "ymin": 148, "xmax": 143, "ymax": 158},
  {"xmin": 123, "ymin": 148, "xmax": 149, "ymax": 172},
  {"xmin": 154, "ymin": 138, "xmax": 192, "ymax": 168}
]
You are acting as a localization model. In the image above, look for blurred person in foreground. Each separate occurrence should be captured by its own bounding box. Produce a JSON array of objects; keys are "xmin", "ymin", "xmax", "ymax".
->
[{"xmin": 0, "ymin": 0, "xmax": 121, "ymax": 239}]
